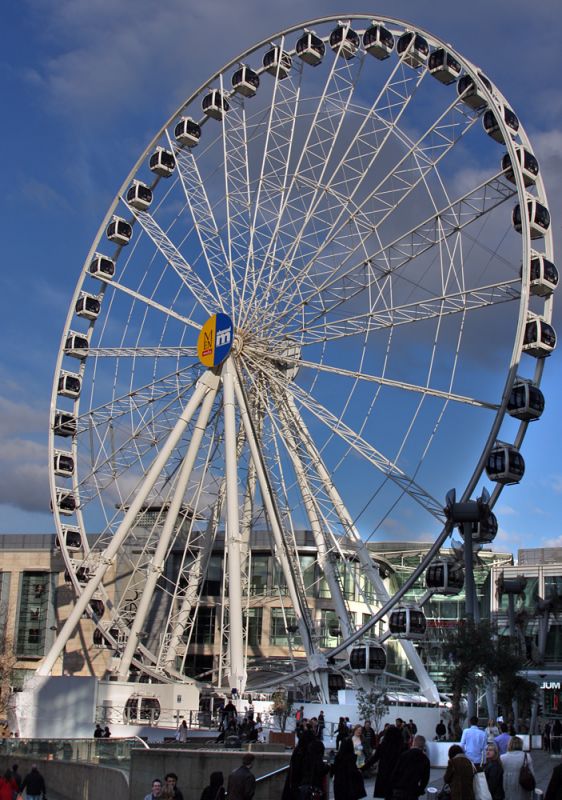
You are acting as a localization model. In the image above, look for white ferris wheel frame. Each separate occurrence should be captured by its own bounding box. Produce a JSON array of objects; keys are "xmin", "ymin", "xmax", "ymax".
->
[{"xmin": 42, "ymin": 16, "xmax": 554, "ymax": 702}]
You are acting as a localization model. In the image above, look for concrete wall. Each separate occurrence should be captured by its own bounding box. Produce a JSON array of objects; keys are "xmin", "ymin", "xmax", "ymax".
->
[
  {"xmin": 0, "ymin": 756, "xmax": 128, "ymax": 800},
  {"xmin": 129, "ymin": 747, "xmax": 290, "ymax": 800}
]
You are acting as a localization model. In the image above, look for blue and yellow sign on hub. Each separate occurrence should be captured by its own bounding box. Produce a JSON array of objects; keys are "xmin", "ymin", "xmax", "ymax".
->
[{"xmin": 198, "ymin": 313, "xmax": 234, "ymax": 367}]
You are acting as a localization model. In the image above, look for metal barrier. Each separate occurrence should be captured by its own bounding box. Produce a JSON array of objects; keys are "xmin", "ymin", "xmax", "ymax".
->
[{"xmin": 0, "ymin": 737, "xmax": 142, "ymax": 768}]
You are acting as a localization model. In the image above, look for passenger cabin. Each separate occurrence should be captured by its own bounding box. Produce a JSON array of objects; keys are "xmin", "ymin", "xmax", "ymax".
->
[
  {"xmin": 54, "ymin": 489, "xmax": 77, "ymax": 516},
  {"xmin": 90, "ymin": 599, "xmax": 105, "ymax": 618},
  {"xmin": 53, "ymin": 451, "xmax": 74, "ymax": 477},
  {"xmin": 507, "ymin": 380, "xmax": 545, "ymax": 421},
  {"xmin": 483, "ymin": 106, "xmax": 519, "ymax": 144},
  {"xmin": 362, "ymin": 23, "xmax": 394, "ymax": 60},
  {"xmin": 75, "ymin": 293, "xmax": 101, "ymax": 320},
  {"xmin": 502, "ymin": 147, "xmax": 539, "ymax": 187},
  {"xmin": 485, "ymin": 443, "xmax": 525, "ymax": 485},
  {"xmin": 65, "ymin": 332, "xmax": 89, "ymax": 359},
  {"xmin": 389, "ymin": 606, "xmax": 427, "ymax": 639},
  {"xmin": 106, "ymin": 216, "xmax": 132, "ymax": 246},
  {"xmin": 126, "ymin": 180, "xmax": 152, "ymax": 211},
  {"xmin": 425, "ymin": 559, "xmax": 464, "ymax": 595},
  {"xmin": 76, "ymin": 566, "xmax": 93, "ymax": 585},
  {"xmin": 89, "ymin": 253, "xmax": 115, "ymax": 280},
  {"xmin": 232, "ymin": 65, "xmax": 260, "ymax": 97},
  {"xmin": 349, "ymin": 643, "xmax": 387, "ymax": 674},
  {"xmin": 149, "ymin": 147, "xmax": 176, "ymax": 177},
  {"xmin": 457, "ymin": 73, "xmax": 492, "ymax": 110},
  {"xmin": 513, "ymin": 199, "xmax": 551, "ymax": 239},
  {"xmin": 262, "ymin": 46, "xmax": 292, "ymax": 79},
  {"xmin": 58, "ymin": 372, "xmax": 82, "ymax": 399},
  {"xmin": 202, "ymin": 90, "xmax": 230, "ymax": 121},
  {"xmin": 396, "ymin": 31, "xmax": 429, "ymax": 69},
  {"xmin": 53, "ymin": 411, "xmax": 77, "ymax": 438},
  {"xmin": 529, "ymin": 255, "xmax": 559, "ymax": 297},
  {"xmin": 296, "ymin": 31, "xmax": 326, "ymax": 66},
  {"xmin": 500, "ymin": 575, "xmax": 528, "ymax": 595},
  {"xmin": 522, "ymin": 318, "xmax": 557, "ymax": 357},
  {"xmin": 469, "ymin": 510, "xmax": 498, "ymax": 544},
  {"xmin": 329, "ymin": 24, "xmax": 360, "ymax": 59},
  {"xmin": 174, "ymin": 117, "xmax": 201, "ymax": 147},
  {"xmin": 56, "ymin": 527, "xmax": 82, "ymax": 552},
  {"xmin": 428, "ymin": 49, "xmax": 461, "ymax": 84},
  {"xmin": 93, "ymin": 628, "xmax": 119, "ymax": 647}
]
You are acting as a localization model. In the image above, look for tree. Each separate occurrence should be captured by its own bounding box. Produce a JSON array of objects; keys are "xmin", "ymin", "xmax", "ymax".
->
[
  {"xmin": 356, "ymin": 686, "xmax": 389, "ymax": 732},
  {"xmin": 444, "ymin": 620, "xmax": 536, "ymax": 727},
  {"xmin": 271, "ymin": 689, "xmax": 293, "ymax": 732}
]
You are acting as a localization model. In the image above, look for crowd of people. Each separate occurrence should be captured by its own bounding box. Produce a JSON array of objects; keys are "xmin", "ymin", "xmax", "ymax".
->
[
  {"xmin": 0, "ymin": 763, "xmax": 46, "ymax": 800},
  {"xmin": 281, "ymin": 713, "xmax": 430, "ymax": 800},
  {"xmin": 144, "ymin": 757, "xmax": 254, "ymax": 800}
]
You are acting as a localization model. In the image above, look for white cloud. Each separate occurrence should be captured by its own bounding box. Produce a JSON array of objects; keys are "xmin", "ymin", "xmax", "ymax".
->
[
  {"xmin": 496, "ymin": 504, "xmax": 517, "ymax": 517},
  {"xmin": 0, "ymin": 395, "xmax": 50, "ymax": 514}
]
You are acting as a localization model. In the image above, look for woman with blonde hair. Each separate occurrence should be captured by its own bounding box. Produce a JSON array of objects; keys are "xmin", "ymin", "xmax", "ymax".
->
[
  {"xmin": 500, "ymin": 736, "xmax": 535, "ymax": 800},
  {"xmin": 484, "ymin": 742, "xmax": 504, "ymax": 800}
]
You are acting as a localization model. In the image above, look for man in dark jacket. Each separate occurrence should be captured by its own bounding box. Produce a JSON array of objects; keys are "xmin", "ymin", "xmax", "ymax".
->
[
  {"xmin": 388, "ymin": 735, "xmax": 430, "ymax": 800},
  {"xmin": 21, "ymin": 764, "xmax": 46, "ymax": 800},
  {"xmin": 227, "ymin": 753, "xmax": 256, "ymax": 800},
  {"xmin": 545, "ymin": 763, "xmax": 562, "ymax": 800}
]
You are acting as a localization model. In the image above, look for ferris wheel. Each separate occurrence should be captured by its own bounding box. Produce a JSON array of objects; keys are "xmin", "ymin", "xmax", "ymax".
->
[{"xmin": 42, "ymin": 16, "xmax": 557, "ymax": 701}]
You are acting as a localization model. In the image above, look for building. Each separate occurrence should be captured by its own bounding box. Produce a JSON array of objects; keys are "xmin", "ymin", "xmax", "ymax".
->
[{"xmin": 0, "ymin": 531, "xmax": 530, "ymax": 704}]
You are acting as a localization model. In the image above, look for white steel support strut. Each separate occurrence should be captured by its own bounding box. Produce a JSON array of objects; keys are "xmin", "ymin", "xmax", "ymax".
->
[
  {"xmin": 222, "ymin": 358, "xmax": 246, "ymax": 694},
  {"xmin": 282, "ymin": 393, "xmax": 440, "ymax": 703},
  {"xmin": 38, "ymin": 371, "xmax": 219, "ymax": 677},
  {"xmin": 232, "ymin": 369, "xmax": 320, "ymax": 670},
  {"xmin": 276, "ymin": 401, "xmax": 354, "ymax": 641},
  {"xmin": 162, "ymin": 423, "xmax": 248, "ymax": 672},
  {"xmin": 117, "ymin": 372, "xmax": 220, "ymax": 679}
]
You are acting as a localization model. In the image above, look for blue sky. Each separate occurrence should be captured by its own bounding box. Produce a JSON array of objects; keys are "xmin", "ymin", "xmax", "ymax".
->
[{"xmin": 1, "ymin": 0, "xmax": 561, "ymax": 557}]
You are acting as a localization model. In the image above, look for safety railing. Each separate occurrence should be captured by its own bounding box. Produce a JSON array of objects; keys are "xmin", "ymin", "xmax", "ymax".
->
[{"xmin": 0, "ymin": 737, "xmax": 144, "ymax": 767}]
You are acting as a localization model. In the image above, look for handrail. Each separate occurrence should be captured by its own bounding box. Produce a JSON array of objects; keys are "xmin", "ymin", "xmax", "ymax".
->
[
  {"xmin": 255, "ymin": 764, "xmax": 290, "ymax": 783},
  {"xmin": 131, "ymin": 735, "xmax": 150, "ymax": 749}
]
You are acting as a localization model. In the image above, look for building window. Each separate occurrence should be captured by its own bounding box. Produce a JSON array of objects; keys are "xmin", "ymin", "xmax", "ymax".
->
[
  {"xmin": 180, "ymin": 653, "xmax": 213, "ymax": 678},
  {"xmin": 16, "ymin": 572, "xmax": 53, "ymax": 659},
  {"xmin": 250, "ymin": 556, "xmax": 270, "ymax": 595},
  {"xmin": 201, "ymin": 556, "xmax": 223, "ymax": 596},
  {"xmin": 270, "ymin": 608, "xmax": 302, "ymax": 646},
  {"xmin": 245, "ymin": 607, "xmax": 263, "ymax": 646},
  {"xmin": 320, "ymin": 610, "xmax": 342, "ymax": 647},
  {"xmin": 186, "ymin": 607, "xmax": 216, "ymax": 645}
]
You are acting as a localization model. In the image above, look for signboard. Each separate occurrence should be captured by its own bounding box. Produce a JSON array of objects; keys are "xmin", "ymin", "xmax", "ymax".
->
[{"xmin": 197, "ymin": 313, "xmax": 234, "ymax": 368}]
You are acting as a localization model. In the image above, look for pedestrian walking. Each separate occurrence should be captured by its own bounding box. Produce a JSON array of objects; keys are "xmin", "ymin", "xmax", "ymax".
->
[
  {"xmin": 387, "ymin": 735, "xmax": 430, "ymax": 800},
  {"xmin": 11, "ymin": 764, "xmax": 22, "ymax": 792},
  {"xmin": 176, "ymin": 719, "xmax": 189, "ymax": 742},
  {"xmin": 200, "ymin": 771, "xmax": 226, "ymax": 800},
  {"xmin": 144, "ymin": 778, "xmax": 163, "ymax": 800},
  {"xmin": 494, "ymin": 723, "xmax": 511, "ymax": 756},
  {"xmin": 0, "ymin": 770, "xmax": 17, "ymax": 800},
  {"xmin": 21, "ymin": 764, "xmax": 46, "ymax": 800},
  {"xmin": 227, "ymin": 753, "xmax": 256, "ymax": 800},
  {"xmin": 500, "ymin": 736, "xmax": 535, "ymax": 800},
  {"xmin": 93, "ymin": 723, "xmax": 103, "ymax": 738},
  {"xmin": 545, "ymin": 763, "xmax": 562, "ymax": 800},
  {"xmin": 484, "ymin": 742, "xmax": 504, "ymax": 800},
  {"xmin": 460, "ymin": 717, "xmax": 487, "ymax": 765},
  {"xmin": 443, "ymin": 744, "xmax": 474, "ymax": 800},
  {"xmin": 365, "ymin": 724, "xmax": 405, "ymax": 799},
  {"xmin": 282, "ymin": 729, "xmax": 317, "ymax": 800},
  {"xmin": 164, "ymin": 772, "xmax": 184, "ymax": 800},
  {"xmin": 436, "ymin": 720, "xmax": 447, "ymax": 741},
  {"xmin": 331, "ymin": 736, "xmax": 366, "ymax": 800}
]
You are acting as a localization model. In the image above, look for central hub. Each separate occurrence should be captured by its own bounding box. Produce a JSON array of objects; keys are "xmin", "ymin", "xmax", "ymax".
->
[{"xmin": 197, "ymin": 312, "xmax": 234, "ymax": 367}]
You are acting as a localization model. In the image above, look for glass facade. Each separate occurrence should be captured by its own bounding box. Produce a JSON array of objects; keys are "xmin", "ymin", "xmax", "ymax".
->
[
  {"xmin": 15, "ymin": 571, "xmax": 55, "ymax": 659},
  {"xmin": 270, "ymin": 608, "xmax": 302, "ymax": 646}
]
